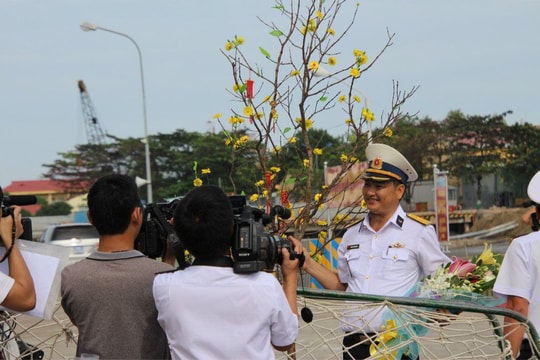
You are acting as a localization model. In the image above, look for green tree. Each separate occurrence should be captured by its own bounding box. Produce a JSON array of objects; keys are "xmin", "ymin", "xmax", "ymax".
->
[
  {"xmin": 502, "ymin": 122, "xmax": 540, "ymax": 197},
  {"xmin": 443, "ymin": 110, "xmax": 511, "ymax": 208}
]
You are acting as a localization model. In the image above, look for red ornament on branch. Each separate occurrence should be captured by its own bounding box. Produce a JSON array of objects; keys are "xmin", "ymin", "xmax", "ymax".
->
[{"xmin": 246, "ymin": 79, "xmax": 254, "ymax": 99}]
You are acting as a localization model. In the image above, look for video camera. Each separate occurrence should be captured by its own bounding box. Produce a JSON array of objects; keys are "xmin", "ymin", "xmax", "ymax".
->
[
  {"xmin": 229, "ymin": 195, "xmax": 304, "ymax": 274},
  {"xmin": 0, "ymin": 186, "xmax": 36, "ymax": 241},
  {"xmin": 136, "ymin": 197, "xmax": 183, "ymax": 261}
]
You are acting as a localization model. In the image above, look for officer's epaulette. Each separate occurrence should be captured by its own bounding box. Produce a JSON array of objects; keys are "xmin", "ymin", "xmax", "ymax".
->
[{"xmin": 406, "ymin": 213, "xmax": 432, "ymax": 226}]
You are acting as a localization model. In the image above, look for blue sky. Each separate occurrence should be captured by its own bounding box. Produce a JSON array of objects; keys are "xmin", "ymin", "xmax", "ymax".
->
[{"xmin": 1, "ymin": 0, "xmax": 539, "ymax": 188}]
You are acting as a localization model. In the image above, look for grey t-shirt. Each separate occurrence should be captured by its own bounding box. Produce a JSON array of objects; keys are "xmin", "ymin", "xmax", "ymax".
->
[{"xmin": 61, "ymin": 250, "xmax": 174, "ymax": 359}]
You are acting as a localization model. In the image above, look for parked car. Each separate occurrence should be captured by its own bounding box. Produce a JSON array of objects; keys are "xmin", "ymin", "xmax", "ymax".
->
[{"xmin": 39, "ymin": 223, "xmax": 99, "ymax": 262}]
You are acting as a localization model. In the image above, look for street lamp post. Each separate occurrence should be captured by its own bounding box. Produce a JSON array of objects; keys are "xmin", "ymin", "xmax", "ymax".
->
[{"xmin": 80, "ymin": 22, "xmax": 153, "ymax": 202}]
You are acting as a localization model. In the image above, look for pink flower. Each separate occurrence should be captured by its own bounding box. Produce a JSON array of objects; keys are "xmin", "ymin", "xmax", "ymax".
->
[{"xmin": 448, "ymin": 256, "xmax": 476, "ymax": 278}]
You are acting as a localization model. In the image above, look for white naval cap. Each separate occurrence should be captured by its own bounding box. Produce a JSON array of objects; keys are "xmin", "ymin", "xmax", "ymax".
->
[
  {"xmin": 527, "ymin": 171, "xmax": 540, "ymax": 204},
  {"xmin": 362, "ymin": 143, "xmax": 418, "ymax": 184}
]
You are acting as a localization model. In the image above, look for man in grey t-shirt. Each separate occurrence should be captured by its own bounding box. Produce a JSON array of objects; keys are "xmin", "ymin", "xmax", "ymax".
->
[{"xmin": 61, "ymin": 174, "xmax": 173, "ymax": 359}]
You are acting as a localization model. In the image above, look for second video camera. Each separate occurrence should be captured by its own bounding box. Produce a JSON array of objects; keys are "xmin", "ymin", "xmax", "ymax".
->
[{"xmin": 229, "ymin": 195, "xmax": 304, "ymax": 274}]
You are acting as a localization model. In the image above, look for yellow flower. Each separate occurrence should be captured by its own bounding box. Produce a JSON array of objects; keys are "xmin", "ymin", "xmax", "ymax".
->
[
  {"xmin": 294, "ymin": 117, "xmax": 313, "ymax": 129},
  {"xmin": 362, "ymin": 107, "xmax": 375, "ymax": 121},
  {"xmin": 477, "ymin": 243, "xmax": 497, "ymax": 265},
  {"xmin": 318, "ymin": 230, "xmax": 327, "ymax": 240},
  {"xmin": 345, "ymin": 118, "xmax": 353, "ymax": 125},
  {"xmin": 338, "ymin": 94, "xmax": 346, "ymax": 103},
  {"xmin": 270, "ymin": 166, "xmax": 281, "ymax": 173},
  {"xmin": 263, "ymin": 95, "xmax": 271, "ymax": 102},
  {"xmin": 383, "ymin": 128, "xmax": 393, "ymax": 137},
  {"xmin": 255, "ymin": 180, "xmax": 265, "ymax": 187},
  {"xmin": 193, "ymin": 178, "xmax": 203, "ymax": 187},
  {"xmin": 313, "ymin": 148, "xmax": 323, "ymax": 155},
  {"xmin": 249, "ymin": 194, "xmax": 259, "ymax": 202},
  {"xmin": 225, "ymin": 41, "xmax": 233, "ymax": 51},
  {"xmin": 300, "ymin": 26, "xmax": 307, "ymax": 35},
  {"xmin": 328, "ymin": 57, "xmax": 337, "ymax": 66},
  {"xmin": 243, "ymin": 106, "xmax": 253, "ymax": 116},
  {"xmin": 262, "ymin": 189, "xmax": 269, "ymax": 197},
  {"xmin": 303, "ymin": 159, "xmax": 310, "ymax": 167},
  {"xmin": 327, "ymin": 27, "xmax": 335, "ymax": 36},
  {"xmin": 213, "ymin": 113, "xmax": 222, "ymax": 119},
  {"xmin": 350, "ymin": 67, "xmax": 360, "ymax": 78},
  {"xmin": 353, "ymin": 95, "xmax": 361, "ymax": 103},
  {"xmin": 340, "ymin": 154, "xmax": 348, "ymax": 162},
  {"xmin": 314, "ymin": 193, "xmax": 322, "ymax": 202},
  {"xmin": 201, "ymin": 168, "xmax": 211, "ymax": 175},
  {"xmin": 353, "ymin": 49, "xmax": 368, "ymax": 66},
  {"xmin": 309, "ymin": 61, "xmax": 319, "ymax": 71},
  {"xmin": 255, "ymin": 112, "xmax": 263, "ymax": 120},
  {"xmin": 334, "ymin": 214, "xmax": 349, "ymax": 223},
  {"xmin": 290, "ymin": 69, "xmax": 300, "ymax": 76},
  {"xmin": 312, "ymin": 252, "xmax": 323, "ymax": 264},
  {"xmin": 232, "ymin": 84, "xmax": 239, "ymax": 92},
  {"xmin": 317, "ymin": 220, "xmax": 328, "ymax": 227},
  {"xmin": 360, "ymin": 199, "xmax": 367, "ymax": 208},
  {"xmin": 288, "ymin": 136, "xmax": 297, "ymax": 144},
  {"xmin": 272, "ymin": 146, "xmax": 282, "ymax": 153},
  {"xmin": 235, "ymin": 36, "xmax": 244, "ymax": 45},
  {"xmin": 316, "ymin": 10, "xmax": 323, "ymax": 19},
  {"xmin": 225, "ymin": 138, "xmax": 232, "ymax": 146}
]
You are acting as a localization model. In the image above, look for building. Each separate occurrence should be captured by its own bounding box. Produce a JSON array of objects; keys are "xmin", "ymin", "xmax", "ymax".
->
[{"xmin": 3, "ymin": 179, "xmax": 88, "ymax": 215}]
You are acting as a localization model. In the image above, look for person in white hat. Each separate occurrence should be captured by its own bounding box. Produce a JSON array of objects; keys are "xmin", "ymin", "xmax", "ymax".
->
[
  {"xmin": 494, "ymin": 171, "xmax": 540, "ymax": 359},
  {"xmin": 290, "ymin": 143, "xmax": 451, "ymax": 359}
]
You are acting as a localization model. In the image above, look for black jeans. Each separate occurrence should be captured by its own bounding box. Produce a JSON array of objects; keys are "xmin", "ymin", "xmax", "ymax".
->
[{"xmin": 343, "ymin": 332, "xmax": 417, "ymax": 360}]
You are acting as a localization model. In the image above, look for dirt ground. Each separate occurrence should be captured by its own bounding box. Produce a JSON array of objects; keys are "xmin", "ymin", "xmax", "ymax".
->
[{"xmin": 469, "ymin": 206, "xmax": 534, "ymax": 239}]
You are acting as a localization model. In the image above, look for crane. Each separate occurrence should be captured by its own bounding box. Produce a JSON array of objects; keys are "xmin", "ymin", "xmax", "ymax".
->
[{"xmin": 78, "ymin": 80, "xmax": 108, "ymax": 145}]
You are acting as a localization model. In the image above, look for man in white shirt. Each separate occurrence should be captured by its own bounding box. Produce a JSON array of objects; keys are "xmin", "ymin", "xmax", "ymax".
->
[{"xmin": 494, "ymin": 170, "xmax": 540, "ymax": 359}]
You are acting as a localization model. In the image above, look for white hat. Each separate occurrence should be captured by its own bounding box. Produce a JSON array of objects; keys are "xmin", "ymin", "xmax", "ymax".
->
[
  {"xmin": 527, "ymin": 171, "xmax": 540, "ymax": 203},
  {"xmin": 362, "ymin": 143, "xmax": 418, "ymax": 184}
]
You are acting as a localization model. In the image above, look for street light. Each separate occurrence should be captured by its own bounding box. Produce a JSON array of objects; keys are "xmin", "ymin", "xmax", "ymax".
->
[{"xmin": 80, "ymin": 22, "xmax": 153, "ymax": 202}]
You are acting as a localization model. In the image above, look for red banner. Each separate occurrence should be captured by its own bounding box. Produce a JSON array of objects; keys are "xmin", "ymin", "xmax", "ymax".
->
[{"xmin": 435, "ymin": 171, "xmax": 449, "ymax": 242}]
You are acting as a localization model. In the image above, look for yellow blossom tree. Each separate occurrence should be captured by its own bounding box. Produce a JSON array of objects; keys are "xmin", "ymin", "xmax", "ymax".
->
[{"xmin": 217, "ymin": 0, "xmax": 418, "ymax": 242}]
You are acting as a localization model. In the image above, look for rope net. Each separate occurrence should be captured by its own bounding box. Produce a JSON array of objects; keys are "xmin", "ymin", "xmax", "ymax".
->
[{"xmin": 1, "ymin": 291, "xmax": 539, "ymax": 360}]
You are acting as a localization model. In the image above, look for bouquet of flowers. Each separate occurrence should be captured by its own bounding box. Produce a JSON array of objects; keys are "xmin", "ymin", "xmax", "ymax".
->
[{"xmin": 409, "ymin": 243, "xmax": 505, "ymax": 306}]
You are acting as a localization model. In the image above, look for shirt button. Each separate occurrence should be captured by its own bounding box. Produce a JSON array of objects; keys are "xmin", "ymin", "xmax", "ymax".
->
[
  {"xmin": 393, "ymin": 255, "xmax": 398, "ymax": 260},
  {"xmin": 369, "ymin": 255, "xmax": 374, "ymax": 259},
  {"xmin": 365, "ymin": 275, "xmax": 370, "ymax": 280}
]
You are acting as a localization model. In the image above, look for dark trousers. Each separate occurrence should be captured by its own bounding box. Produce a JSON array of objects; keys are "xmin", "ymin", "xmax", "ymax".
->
[
  {"xmin": 343, "ymin": 332, "xmax": 417, "ymax": 360},
  {"xmin": 517, "ymin": 339, "xmax": 533, "ymax": 359}
]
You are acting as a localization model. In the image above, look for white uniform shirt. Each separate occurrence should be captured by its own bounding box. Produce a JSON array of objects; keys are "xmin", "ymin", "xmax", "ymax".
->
[
  {"xmin": 338, "ymin": 205, "xmax": 451, "ymax": 331},
  {"xmin": 153, "ymin": 265, "xmax": 298, "ymax": 360},
  {"xmin": 494, "ymin": 231, "xmax": 540, "ymax": 335},
  {"xmin": 0, "ymin": 272, "xmax": 15, "ymax": 304}
]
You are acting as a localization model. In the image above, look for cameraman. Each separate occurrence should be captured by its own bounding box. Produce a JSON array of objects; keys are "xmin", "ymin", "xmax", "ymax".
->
[
  {"xmin": 0, "ymin": 205, "xmax": 36, "ymax": 312},
  {"xmin": 153, "ymin": 185, "xmax": 300, "ymax": 359},
  {"xmin": 60, "ymin": 174, "xmax": 174, "ymax": 359}
]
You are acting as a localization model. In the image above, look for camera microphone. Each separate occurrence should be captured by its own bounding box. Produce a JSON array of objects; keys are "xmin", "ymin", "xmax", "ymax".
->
[
  {"xmin": 271, "ymin": 205, "xmax": 291, "ymax": 220},
  {"xmin": 3, "ymin": 195, "xmax": 38, "ymax": 206}
]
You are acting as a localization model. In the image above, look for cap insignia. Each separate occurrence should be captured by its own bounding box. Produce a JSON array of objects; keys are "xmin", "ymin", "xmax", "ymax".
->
[{"xmin": 372, "ymin": 157, "xmax": 383, "ymax": 170}]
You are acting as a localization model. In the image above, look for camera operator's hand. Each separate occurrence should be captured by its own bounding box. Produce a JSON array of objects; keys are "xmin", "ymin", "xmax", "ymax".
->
[
  {"xmin": 287, "ymin": 236, "xmax": 310, "ymax": 271},
  {"xmin": 0, "ymin": 206, "xmax": 36, "ymax": 312},
  {"xmin": 0, "ymin": 205, "xmax": 23, "ymax": 246}
]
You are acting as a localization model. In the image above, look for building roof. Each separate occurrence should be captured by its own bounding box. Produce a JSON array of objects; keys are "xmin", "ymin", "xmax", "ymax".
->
[{"xmin": 3, "ymin": 179, "xmax": 77, "ymax": 195}]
